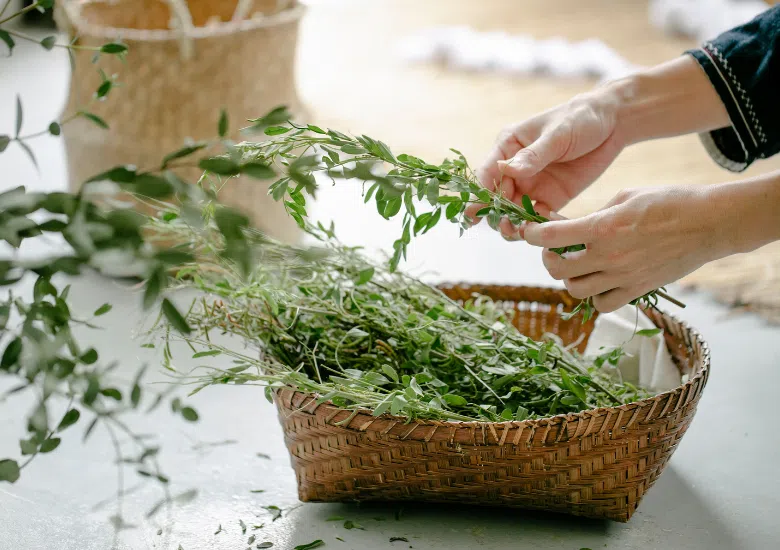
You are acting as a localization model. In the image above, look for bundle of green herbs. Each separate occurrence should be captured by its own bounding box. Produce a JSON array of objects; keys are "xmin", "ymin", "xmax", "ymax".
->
[
  {"xmin": 136, "ymin": 108, "xmax": 666, "ymax": 422},
  {"xmin": 155, "ymin": 206, "xmax": 649, "ymax": 422}
]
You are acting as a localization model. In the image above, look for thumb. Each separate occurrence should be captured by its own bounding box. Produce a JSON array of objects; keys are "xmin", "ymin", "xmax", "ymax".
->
[{"xmin": 497, "ymin": 130, "xmax": 566, "ymax": 179}]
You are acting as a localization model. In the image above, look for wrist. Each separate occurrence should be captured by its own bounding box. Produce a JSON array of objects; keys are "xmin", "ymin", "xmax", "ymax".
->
[
  {"xmin": 706, "ymin": 172, "xmax": 780, "ymax": 256},
  {"xmin": 602, "ymin": 56, "xmax": 731, "ymax": 147}
]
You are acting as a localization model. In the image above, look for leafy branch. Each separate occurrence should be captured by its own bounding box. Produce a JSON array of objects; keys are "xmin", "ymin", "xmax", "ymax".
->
[{"xmin": 232, "ymin": 120, "xmax": 684, "ymax": 320}]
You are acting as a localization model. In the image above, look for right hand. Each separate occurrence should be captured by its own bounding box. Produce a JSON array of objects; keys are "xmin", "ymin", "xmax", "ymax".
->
[{"xmin": 466, "ymin": 88, "xmax": 626, "ymax": 240}]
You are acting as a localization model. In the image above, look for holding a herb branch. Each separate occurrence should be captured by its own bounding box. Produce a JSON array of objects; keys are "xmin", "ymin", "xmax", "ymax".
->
[{"xmin": 467, "ymin": 5, "xmax": 780, "ymax": 315}]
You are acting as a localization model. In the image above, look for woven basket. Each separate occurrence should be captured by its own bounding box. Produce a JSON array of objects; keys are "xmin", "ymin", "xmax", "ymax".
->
[
  {"xmin": 55, "ymin": 0, "xmax": 305, "ymax": 244},
  {"xmin": 273, "ymin": 284, "xmax": 710, "ymax": 522}
]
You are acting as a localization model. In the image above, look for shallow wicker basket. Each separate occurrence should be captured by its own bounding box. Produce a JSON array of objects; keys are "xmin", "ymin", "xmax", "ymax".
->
[
  {"xmin": 55, "ymin": 0, "xmax": 305, "ymax": 244},
  {"xmin": 273, "ymin": 284, "xmax": 710, "ymax": 522}
]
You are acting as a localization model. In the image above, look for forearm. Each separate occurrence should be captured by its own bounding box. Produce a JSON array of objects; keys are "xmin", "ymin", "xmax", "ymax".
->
[
  {"xmin": 711, "ymin": 170, "xmax": 780, "ymax": 256},
  {"xmin": 603, "ymin": 56, "xmax": 731, "ymax": 146}
]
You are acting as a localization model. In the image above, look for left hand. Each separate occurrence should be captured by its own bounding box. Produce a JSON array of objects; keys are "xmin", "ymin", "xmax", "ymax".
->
[{"xmin": 523, "ymin": 186, "xmax": 728, "ymax": 312}]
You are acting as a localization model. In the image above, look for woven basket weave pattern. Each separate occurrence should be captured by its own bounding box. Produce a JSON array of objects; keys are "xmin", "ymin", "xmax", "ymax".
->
[
  {"xmin": 58, "ymin": 0, "xmax": 305, "ymax": 243},
  {"xmin": 274, "ymin": 285, "xmax": 709, "ymax": 522}
]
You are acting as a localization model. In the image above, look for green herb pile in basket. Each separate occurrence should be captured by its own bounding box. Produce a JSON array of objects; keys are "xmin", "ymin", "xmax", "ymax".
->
[{"xmin": 154, "ymin": 208, "xmax": 649, "ymax": 423}]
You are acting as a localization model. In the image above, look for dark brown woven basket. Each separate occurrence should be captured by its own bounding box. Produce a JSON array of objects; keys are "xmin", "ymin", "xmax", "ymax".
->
[{"xmin": 273, "ymin": 284, "xmax": 710, "ymax": 522}]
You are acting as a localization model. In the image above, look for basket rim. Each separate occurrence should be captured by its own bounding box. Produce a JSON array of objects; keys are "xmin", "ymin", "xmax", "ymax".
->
[
  {"xmin": 275, "ymin": 283, "xmax": 711, "ymax": 433},
  {"xmin": 62, "ymin": 0, "xmax": 305, "ymax": 42}
]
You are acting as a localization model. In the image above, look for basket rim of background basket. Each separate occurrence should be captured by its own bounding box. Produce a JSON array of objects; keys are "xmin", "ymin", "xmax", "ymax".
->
[
  {"xmin": 62, "ymin": 0, "xmax": 306, "ymax": 42},
  {"xmin": 273, "ymin": 283, "xmax": 711, "ymax": 441}
]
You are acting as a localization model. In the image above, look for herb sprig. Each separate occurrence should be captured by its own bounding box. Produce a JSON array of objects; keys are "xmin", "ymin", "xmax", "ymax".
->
[{"xmin": 233, "ymin": 120, "xmax": 684, "ymax": 321}]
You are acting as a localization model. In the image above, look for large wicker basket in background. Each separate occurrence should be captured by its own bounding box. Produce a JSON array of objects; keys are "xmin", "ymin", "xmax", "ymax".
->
[
  {"xmin": 55, "ymin": 0, "xmax": 305, "ymax": 243},
  {"xmin": 273, "ymin": 285, "xmax": 710, "ymax": 522}
]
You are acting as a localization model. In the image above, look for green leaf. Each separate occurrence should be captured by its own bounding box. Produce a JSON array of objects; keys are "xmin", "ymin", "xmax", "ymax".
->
[
  {"xmin": 426, "ymin": 180, "xmax": 439, "ymax": 205},
  {"xmin": 39, "ymin": 438, "xmax": 61, "ymax": 453},
  {"xmin": 1, "ymin": 338, "xmax": 22, "ymax": 370},
  {"xmin": 198, "ymin": 157, "xmax": 240, "ymax": 176},
  {"xmin": 0, "ymin": 135, "xmax": 9, "ymax": 153},
  {"xmin": 264, "ymin": 126, "xmax": 291, "ymax": 136},
  {"xmin": 19, "ymin": 439, "xmax": 38, "ymax": 455},
  {"xmin": 247, "ymin": 106, "xmax": 291, "ymax": 128},
  {"xmin": 181, "ymin": 407, "xmax": 199, "ymax": 422},
  {"xmin": 343, "ymin": 520, "xmax": 364, "ymax": 530},
  {"xmin": 381, "ymin": 364, "xmax": 399, "ymax": 383},
  {"xmin": 93, "ymin": 303, "xmax": 112, "ymax": 316},
  {"xmin": 294, "ymin": 541, "xmax": 324, "ymax": 550},
  {"xmin": 48, "ymin": 122, "xmax": 60, "ymax": 136},
  {"xmin": 39, "ymin": 0, "xmax": 54, "ymax": 9},
  {"xmin": 218, "ymin": 109, "xmax": 228, "ymax": 137},
  {"xmin": 80, "ymin": 348, "xmax": 98, "ymax": 365},
  {"xmin": 442, "ymin": 394, "xmax": 467, "ymax": 406},
  {"xmin": 162, "ymin": 298, "xmax": 191, "ymax": 334},
  {"xmin": 88, "ymin": 165, "xmax": 136, "ymax": 183},
  {"xmin": 161, "ymin": 143, "xmax": 207, "ymax": 168},
  {"xmin": 636, "ymin": 328, "xmax": 662, "ymax": 337},
  {"xmin": 0, "ymin": 30, "xmax": 15, "ymax": 54},
  {"xmin": 214, "ymin": 206, "xmax": 249, "ymax": 240},
  {"xmin": 355, "ymin": 267, "xmax": 374, "ymax": 286},
  {"xmin": 41, "ymin": 36, "xmax": 56, "ymax": 50},
  {"xmin": 192, "ymin": 350, "xmax": 221, "ymax": 358},
  {"xmin": 79, "ymin": 111, "xmax": 109, "ymax": 129},
  {"xmin": 15, "ymin": 95, "xmax": 22, "ymax": 136},
  {"xmin": 0, "ymin": 459, "xmax": 20, "ymax": 483},
  {"xmin": 383, "ymin": 197, "xmax": 402, "ymax": 219},
  {"xmin": 413, "ymin": 212, "xmax": 431, "ymax": 235},
  {"xmin": 500, "ymin": 407, "xmax": 514, "ymax": 420},
  {"xmin": 100, "ymin": 43, "xmax": 127, "ymax": 54},
  {"xmin": 390, "ymin": 395, "xmax": 408, "ymax": 415},
  {"xmin": 445, "ymin": 200, "xmax": 462, "ymax": 220},
  {"xmin": 341, "ymin": 144, "xmax": 367, "ymax": 155},
  {"xmin": 95, "ymin": 79, "xmax": 112, "ymax": 98},
  {"xmin": 57, "ymin": 409, "xmax": 81, "ymax": 432},
  {"xmin": 131, "ymin": 384, "xmax": 141, "ymax": 407},
  {"xmin": 127, "ymin": 173, "xmax": 174, "ymax": 198},
  {"xmin": 143, "ymin": 267, "xmax": 167, "ymax": 310},
  {"xmin": 515, "ymin": 406, "xmax": 529, "ymax": 421},
  {"xmin": 521, "ymin": 195, "xmax": 536, "ymax": 216},
  {"xmin": 307, "ymin": 124, "xmax": 325, "ymax": 134},
  {"xmin": 559, "ymin": 368, "xmax": 587, "ymax": 403},
  {"xmin": 241, "ymin": 162, "xmax": 276, "ymax": 179},
  {"xmin": 100, "ymin": 388, "xmax": 122, "ymax": 400},
  {"xmin": 423, "ymin": 208, "xmax": 441, "ymax": 234},
  {"xmin": 17, "ymin": 140, "xmax": 37, "ymax": 169}
]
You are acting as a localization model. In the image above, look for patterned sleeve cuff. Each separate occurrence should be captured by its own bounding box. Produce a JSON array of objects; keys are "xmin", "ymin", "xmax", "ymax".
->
[{"xmin": 686, "ymin": 46, "xmax": 758, "ymax": 172}]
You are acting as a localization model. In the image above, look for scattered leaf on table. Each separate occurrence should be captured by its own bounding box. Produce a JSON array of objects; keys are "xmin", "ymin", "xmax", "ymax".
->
[{"xmin": 294, "ymin": 541, "xmax": 324, "ymax": 550}]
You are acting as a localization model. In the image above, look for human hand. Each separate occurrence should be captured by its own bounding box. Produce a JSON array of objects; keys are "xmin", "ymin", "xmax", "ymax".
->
[
  {"xmin": 523, "ymin": 186, "xmax": 729, "ymax": 312},
  {"xmin": 466, "ymin": 88, "xmax": 626, "ymax": 239}
]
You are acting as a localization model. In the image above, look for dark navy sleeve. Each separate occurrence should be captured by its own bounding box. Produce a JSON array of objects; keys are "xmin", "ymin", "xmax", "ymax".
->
[{"xmin": 685, "ymin": 6, "xmax": 780, "ymax": 172}]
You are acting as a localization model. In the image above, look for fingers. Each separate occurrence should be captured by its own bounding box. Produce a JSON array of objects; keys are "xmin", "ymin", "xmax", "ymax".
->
[
  {"xmin": 542, "ymin": 247, "xmax": 600, "ymax": 280},
  {"xmin": 497, "ymin": 127, "xmax": 568, "ymax": 180},
  {"xmin": 592, "ymin": 286, "xmax": 646, "ymax": 313},
  {"xmin": 524, "ymin": 214, "xmax": 599, "ymax": 248},
  {"xmin": 563, "ymin": 271, "xmax": 624, "ymax": 300},
  {"xmin": 464, "ymin": 177, "xmax": 516, "ymax": 225},
  {"xmin": 499, "ymin": 217, "xmax": 523, "ymax": 241}
]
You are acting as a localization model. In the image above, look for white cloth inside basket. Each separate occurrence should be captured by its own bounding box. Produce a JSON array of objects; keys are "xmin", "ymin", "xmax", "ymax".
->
[{"xmin": 584, "ymin": 305, "xmax": 681, "ymax": 392}]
